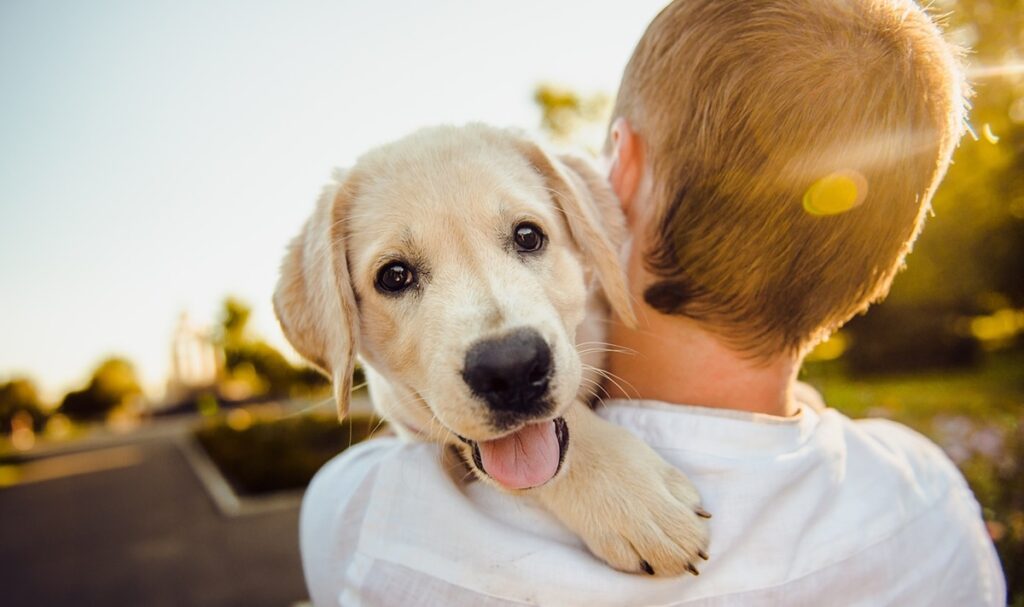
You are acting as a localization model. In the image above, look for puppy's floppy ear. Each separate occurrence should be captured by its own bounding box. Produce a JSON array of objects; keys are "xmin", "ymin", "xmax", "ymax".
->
[
  {"xmin": 274, "ymin": 171, "xmax": 360, "ymax": 419},
  {"xmin": 516, "ymin": 140, "xmax": 637, "ymax": 327}
]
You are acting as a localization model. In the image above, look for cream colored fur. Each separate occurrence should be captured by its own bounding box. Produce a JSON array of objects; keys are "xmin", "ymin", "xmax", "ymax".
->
[{"xmin": 274, "ymin": 124, "xmax": 709, "ymax": 576}]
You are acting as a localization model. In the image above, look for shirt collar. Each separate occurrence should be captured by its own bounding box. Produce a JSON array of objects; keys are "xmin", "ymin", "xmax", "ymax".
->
[{"xmin": 596, "ymin": 383, "xmax": 824, "ymax": 459}]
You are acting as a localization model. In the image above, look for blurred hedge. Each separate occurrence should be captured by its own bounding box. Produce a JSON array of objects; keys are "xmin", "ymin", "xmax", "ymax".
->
[
  {"xmin": 843, "ymin": 304, "xmax": 981, "ymax": 375},
  {"xmin": 195, "ymin": 412, "xmax": 384, "ymax": 495}
]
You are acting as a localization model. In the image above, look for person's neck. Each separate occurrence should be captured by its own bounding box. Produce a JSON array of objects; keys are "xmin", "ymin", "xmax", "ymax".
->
[{"xmin": 605, "ymin": 308, "xmax": 801, "ymax": 418}]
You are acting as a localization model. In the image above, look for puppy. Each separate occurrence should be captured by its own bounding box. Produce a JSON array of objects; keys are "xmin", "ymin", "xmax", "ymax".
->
[{"xmin": 274, "ymin": 124, "xmax": 710, "ymax": 576}]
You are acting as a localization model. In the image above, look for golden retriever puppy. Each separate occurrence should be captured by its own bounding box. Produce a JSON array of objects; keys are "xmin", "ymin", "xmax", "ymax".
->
[{"xmin": 274, "ymin": 124, "xmax": 710, "ymax": 576}]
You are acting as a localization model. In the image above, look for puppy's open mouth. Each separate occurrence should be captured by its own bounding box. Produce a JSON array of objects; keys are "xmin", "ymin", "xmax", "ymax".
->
[{"xmin": 458, "ymin": 417, "xmax": 568, "ymax": 490}]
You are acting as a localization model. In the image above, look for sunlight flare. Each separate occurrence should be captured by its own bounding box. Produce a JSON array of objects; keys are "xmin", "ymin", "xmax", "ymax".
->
[
  {"xmin": 803, "ymin": 170, "xmax": 868, "ymax": 216},
  {"xmin": 968, "ymin": 63, "xmax": 1024, "ymax": 80}
]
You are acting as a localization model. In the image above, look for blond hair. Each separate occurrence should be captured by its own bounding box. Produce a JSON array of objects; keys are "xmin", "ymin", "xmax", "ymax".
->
[{"xmin": 613, "ymin": 0, "xmax": 968, "ymax": 355}]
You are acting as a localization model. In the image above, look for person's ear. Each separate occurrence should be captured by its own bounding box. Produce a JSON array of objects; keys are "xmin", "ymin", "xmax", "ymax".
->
[{"xmin": 606, "ymin": 118, "xmax": 645, "ymax": 219}]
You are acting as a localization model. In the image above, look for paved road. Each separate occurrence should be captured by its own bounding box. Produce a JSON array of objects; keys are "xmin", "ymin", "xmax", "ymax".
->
[{"xmin": 0, "ymin": 439, "xmax": 308, "ymax": 607}]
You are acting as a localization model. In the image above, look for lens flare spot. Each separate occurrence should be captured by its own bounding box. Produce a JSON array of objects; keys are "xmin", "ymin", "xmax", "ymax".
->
[
  {"xmin": 226, "ymin": 407, "xmax": 253, "ymax": 432},
  {"xmin": 803, "ymin": 170, "xmax": 867, "ymax": 216}
]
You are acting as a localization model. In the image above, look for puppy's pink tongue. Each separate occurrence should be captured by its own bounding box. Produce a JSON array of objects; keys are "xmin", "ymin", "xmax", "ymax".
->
[{"xmin": 477, "ymin": 421, "xmax": 559, "ymax": 490}]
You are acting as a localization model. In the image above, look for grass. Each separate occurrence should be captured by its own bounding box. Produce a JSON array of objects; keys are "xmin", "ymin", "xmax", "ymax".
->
[{"xmin": 802, "ymin": 348, "xmax": 1023, "ymax": 430}]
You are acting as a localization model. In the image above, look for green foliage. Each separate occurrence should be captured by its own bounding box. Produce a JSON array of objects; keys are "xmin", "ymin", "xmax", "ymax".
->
[
  {"xmin": 842, "ymin": 304, "xmax": 980, "ymax": 375},
  {"xmin": 194, "ymin": 412, "xmax": 383, "ymax": 495},
  {"xmin": 58, "ymin": 357, "xmax": 142, "ymax": 421},
  {"xmin": 219, "ymin": 296, "xmax": 251, "ymax": 347},
  {"xmin": 224, "ymin": 340, "xmax": 306, "ymax": 396},
  {"xmin": 0, "ymin": 378, "xmax": 47, "ymax": 433},
  {"xmin": 803, "ymin": 350, "xmax": 1023, "ymax": 426},
  {"xmin": 534, "ymin": 83, "xmax": 612, "ymax": 152},
  {"xmin": 214, "ymin": 297, "xmax": 329, "ymax": 399}
]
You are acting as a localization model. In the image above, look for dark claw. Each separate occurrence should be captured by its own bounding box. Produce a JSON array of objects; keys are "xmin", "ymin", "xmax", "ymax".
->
[
  {"xmin": 698, "ymin": 549, "xmax": 709, "ymax": 561},
  {"xmin": 640, "ymin": 560, "xmax": 655, "ymax": 575},
  {"xmin": 695, "ymin": 507, "xmax": 712, "ymax": 519},
  {"xmin": 687, "ymin": 563, "xmax": 700, "ymax": 576}
]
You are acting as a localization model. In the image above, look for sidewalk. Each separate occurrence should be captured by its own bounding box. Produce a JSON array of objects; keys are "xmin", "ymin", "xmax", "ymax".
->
[
  {"xmin": 0, "ymin": 395, "xmax": 376, "ymax": 607},
  {"xmin": 0, "ymin": 438, "xmax": 308, "ymax": 607}
]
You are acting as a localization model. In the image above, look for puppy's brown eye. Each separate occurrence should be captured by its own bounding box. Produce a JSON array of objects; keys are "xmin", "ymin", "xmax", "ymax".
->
[
  {"xmin": 513, "ymin": 222, "xmax": 545, "ymax": 253},
  {"xmin": 375, "ymin": 262, "xmax": 415, "ymax": 294}
]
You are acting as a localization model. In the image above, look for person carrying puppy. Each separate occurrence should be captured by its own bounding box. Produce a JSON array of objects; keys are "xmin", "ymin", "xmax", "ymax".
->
[{"xmin": 301, "ymin": 1, "xmax": 1005, "ymax": 604}]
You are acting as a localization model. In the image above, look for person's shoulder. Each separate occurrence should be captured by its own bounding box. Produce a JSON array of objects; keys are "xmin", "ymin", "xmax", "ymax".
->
[
  {"xmin": 820, "ymin": 411, "xmax": 994, "ymax": 559},
  {"xmin": 308, "ymin": 435, "xmax": 415, "ymax": 487},
  {"xmin": 836, "ymin": 413, "xmax": 969, "ymax": 495},
  {"xmin": 300, "ymin": 437, "xmax": 451, "ymax": 606},
  {"xmin": 840, "ymin": 414, "xmax": 1006, "ymax": 603},
  {"xmin": 304, "ymin": 435, "xmax": 440, "ymax": 514},
  {"xmin": 793, "ymin": 382, "xmax": 964, "ymax": 494}
]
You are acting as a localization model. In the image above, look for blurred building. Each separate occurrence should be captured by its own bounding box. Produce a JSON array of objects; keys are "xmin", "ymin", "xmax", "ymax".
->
[{"xmin": 165, "ymin": 312, "xmax": 221, "ymax": 405}]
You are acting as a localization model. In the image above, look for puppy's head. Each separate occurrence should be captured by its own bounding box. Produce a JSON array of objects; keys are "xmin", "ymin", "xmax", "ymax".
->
[{"xmin": 275, "ymin": 125, "xmax": 633, "ymax": 488}]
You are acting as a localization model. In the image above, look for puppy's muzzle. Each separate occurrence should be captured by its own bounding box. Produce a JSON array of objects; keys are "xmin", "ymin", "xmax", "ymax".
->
[{"xmin": 462, "ymin": 328, "xmax": 553, "ymax": 421}]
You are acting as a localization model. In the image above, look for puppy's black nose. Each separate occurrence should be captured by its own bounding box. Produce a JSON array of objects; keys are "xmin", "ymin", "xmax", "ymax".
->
[{"xmin": 462, "ymin": 328, "xmax": 552, "ymax": 415}]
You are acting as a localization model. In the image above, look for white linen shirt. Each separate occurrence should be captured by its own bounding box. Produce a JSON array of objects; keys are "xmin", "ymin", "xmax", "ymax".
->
[{"xmin": 300, "ymin": 387, "xmax": 1006, "ymax": 606}]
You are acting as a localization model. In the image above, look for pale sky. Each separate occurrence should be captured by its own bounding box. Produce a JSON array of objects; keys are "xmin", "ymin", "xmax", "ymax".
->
[{"xmin": 0, "ymin": 0, "xmax": 670, "ymax": 400}]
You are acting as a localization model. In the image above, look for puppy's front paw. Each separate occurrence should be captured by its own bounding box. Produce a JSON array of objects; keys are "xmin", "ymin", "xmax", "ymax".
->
[
  {"xmin": 534, "ymin": 404, "xmax": 711, "ymax": 576},
  {"xmin": 583, "ymin": 455, "xmax": 711, "ymax": 577}
]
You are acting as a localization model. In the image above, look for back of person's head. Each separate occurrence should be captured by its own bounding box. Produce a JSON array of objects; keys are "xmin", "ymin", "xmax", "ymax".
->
[{"xmin": 612, "ymin": 0, "xmax": 968, "ymax": 357}]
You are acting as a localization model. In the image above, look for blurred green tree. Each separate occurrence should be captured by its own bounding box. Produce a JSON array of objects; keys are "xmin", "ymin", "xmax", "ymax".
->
[
  {"xmin": 220, "ymin": 296, "xmax": 251, "ymax": 347},
  {"xmin": 534, "ymin": 83, "xmax": 612, "ymax": 152},
  {"xmin": 58, "ymin": 358, "xmax": 142, "ymax": 421},
  {"xmin": 0, "ymin": 377, "xmax": 48, "ymax": 433},
  {"xmin": 214, "ymin": 297, "xmax": 328, "ymax": 399}
]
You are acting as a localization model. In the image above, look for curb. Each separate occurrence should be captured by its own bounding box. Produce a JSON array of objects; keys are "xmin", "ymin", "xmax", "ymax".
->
[{"xmin": 174, "ymin": 435, "xmax": 303, "ymax": 517}]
